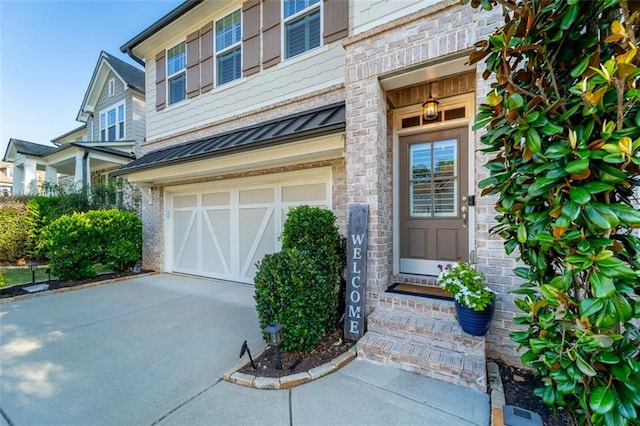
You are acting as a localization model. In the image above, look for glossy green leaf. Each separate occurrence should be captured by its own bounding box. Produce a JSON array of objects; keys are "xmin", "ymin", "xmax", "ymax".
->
[
  {"xmin": 517, "ymin": 223, "xmax": 527, "ymax": 243},
  {"xmin": 576, "ymin": 354, "xmax": 597, "ymax": 377},
  {"xmin": 565, "ymin": 158, "xmax": 589, "ymax": 174},
  {"xmin": 590, "ymin": 271, "xmax": 616, "ymax": 298},
  {"xmin": 589, "ymin": 386, "xmax": 616, "ymax": 415},
  {"xmin": 582, "ymin": 182, "xmax": 613, "ymax": 194},
  {"xmin": 571, "ymin": 54, "xmax": 591, "ymax": 77},
  {"xmin": 580, "ymin": 298, "xmax": 604, "ymax": 317},
  {"xmin": 585, "ymin": 204, "xmax": 619, "ymax": 229},
  {"xmin": 526, "ymin": 128, "xmax": 542, "ymax": 153},
  {"xmin": 569, "ymin": 187, "xmax": 591, "ymax": 204},
  {"xmin": 611, "ymin": 293, "xmax": 633, "ymax": 322}
]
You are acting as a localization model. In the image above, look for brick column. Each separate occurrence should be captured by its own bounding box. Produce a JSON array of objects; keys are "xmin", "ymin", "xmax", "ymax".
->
[
  {"xmin": 141, "ymin": 188, "xmax": 164, "ymax": 272},
  {"xmin": 345, "ymin": 77, "xmax": 391, "ymax": 313}
]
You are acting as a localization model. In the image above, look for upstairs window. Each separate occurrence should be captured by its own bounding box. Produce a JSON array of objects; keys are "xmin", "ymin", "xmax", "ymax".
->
[
  {"xmin": 215, "ymin": 10, "xmax": 242, "ymax": 86},
  {"xmin": 108, "ymin": 78, "xmax": 115, "ymax": 96},
  {"xmin": 6, "ymin": 167, "xmax": 12, "ymax": 178},
  {"xmin": 284, "ymin": 0, "xmax": 320, "ymax": 59},
  {"xmin": 100, "ymin": 102, "xmax": 125, "ymax": 141},
  {"xmin": 167, "ymin": 42, "xmax": 186, "ymax": 105}
]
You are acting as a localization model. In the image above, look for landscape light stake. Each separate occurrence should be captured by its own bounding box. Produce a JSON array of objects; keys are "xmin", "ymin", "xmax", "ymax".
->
[
  {"xmin": 27, "ymin": 262, "xmax": 38, "ymax": 285},
  {"xmin": 239, "ymin": 340, "xmax": 256, "ymax": 369},
  {"xmin": 262, "ymin": 323, "xmax": 284, "ymax": 370}
]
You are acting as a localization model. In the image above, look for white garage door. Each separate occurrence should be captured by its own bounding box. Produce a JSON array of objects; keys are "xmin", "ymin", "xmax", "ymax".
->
[{"xmin": 166, "ymin": 170, "xmax": 331, "ymax": 284}]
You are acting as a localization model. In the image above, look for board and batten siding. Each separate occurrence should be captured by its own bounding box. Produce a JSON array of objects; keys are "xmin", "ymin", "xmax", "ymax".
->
[{"xmin": 145, "ymin": 42, "xmax": 345, "ymax": 142}]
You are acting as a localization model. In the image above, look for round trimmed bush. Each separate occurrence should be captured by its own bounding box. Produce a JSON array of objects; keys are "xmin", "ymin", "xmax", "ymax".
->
[{"xmin": 254, "ymin": 205, "xmax": 346, "ymax": 352}]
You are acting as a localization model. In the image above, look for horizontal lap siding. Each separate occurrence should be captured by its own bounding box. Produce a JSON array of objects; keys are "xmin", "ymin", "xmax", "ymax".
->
[{"xmin": 145, "ymin": 43, "xmax": 345, "ymax": 142}]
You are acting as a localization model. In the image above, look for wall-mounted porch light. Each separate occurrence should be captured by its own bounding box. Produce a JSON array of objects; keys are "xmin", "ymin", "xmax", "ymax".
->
[{"xmin": 422, "ymin": 83, "xmax": 439, "ymax": 122}]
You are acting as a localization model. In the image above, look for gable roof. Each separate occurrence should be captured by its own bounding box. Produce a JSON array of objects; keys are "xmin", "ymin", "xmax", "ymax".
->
[
  {"xmin": 103, "ymin": 51, "xmax": 145, "ymax": 93},
  {"xmin": 121, "ymin": 0, "xmax": 204, "ymax": 64},
  {"xmin": 77, "ymin": 51, "xmax": 145, "ymax": 122},
  {"xmin": 113, "ymin": 102, "xmax": 345, "ymax": 176},
  {"xmin": 3, "ymin": 139, "xmax": 58, "ymax": 162},
  {"xmin": 51, "ymin": 124, "xmax": 87, "ymax": 145}
]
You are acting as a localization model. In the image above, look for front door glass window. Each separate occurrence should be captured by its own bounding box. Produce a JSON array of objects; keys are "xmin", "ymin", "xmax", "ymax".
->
[{"xmin": 409, "ymin": 139, "xmax": 457, "ymax": 217}]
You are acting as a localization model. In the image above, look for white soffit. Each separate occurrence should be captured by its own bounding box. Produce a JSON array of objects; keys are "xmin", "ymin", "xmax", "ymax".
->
[{"xmin": 379, "ymin": 53, "xmax": 474, "ymax": 91}]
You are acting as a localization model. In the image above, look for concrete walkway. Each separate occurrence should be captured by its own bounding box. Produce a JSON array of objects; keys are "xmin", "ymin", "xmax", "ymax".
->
[{"xmin": 0, "ymin": 274, "xmax": 489, "ymax": 425}]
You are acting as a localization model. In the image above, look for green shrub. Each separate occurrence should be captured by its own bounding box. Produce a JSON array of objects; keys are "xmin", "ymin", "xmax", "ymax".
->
[
  {"xmin": 0, "ymin": 269, "xmax": 6, "ymax": 288},
  {"xmin": 85, "ymin": 210, "xmax": 142, "ymax": 273},
  {"xmin": 43, "ymin": 212, "xmax": 97, "ymax": 280},
  {"xmin": 0, "ymin": 201, "xmax": 34, "ymax": 262},
  {"xmin": 42, "ymin": 209, "xmax": 142, "ymax": 280},
  {"xmin": 254, "ymin": 248, "xmax": 338, "ymax": 352},
  {"xmin": 254, "ymin": 205, "xmax": 346, "ymax": 352},
  {"xmin": 468, "ymin": 1, "xmax": 640, "ymax": 424}
]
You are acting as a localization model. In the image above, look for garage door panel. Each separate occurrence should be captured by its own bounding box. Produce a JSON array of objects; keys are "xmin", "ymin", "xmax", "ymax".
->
[
  {"xmin": 203, "ymin": 209, "xmax": 231, "ymax": 275},
  {"xmin": 239, "ymin": 207, "xmax": 275, "ymax": 278},
  {"xmin": 168, "ymin": 171, "xmax": 330, "ymax": 283},
  {"xmin": 174, "ymin": 210, "xmax": 198, "ymax": 270},
  {"xmin": 282, "ymin": 183, "xmax": 326, "ymax": 202},
  {"xmin": 242, "ymin": 210, "xmax": 276, "ymax": 279}
]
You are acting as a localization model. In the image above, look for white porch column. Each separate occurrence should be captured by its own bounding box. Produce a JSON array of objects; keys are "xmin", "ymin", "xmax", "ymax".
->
[
  {"xmin": 12, "ymin": 164, "xmax": 24, "ymax": 195},
  {"xmin": 45, "ymin": 166, "xmax": 57, "ymax": 184},
  {"xmin": 74, "ymin": 152, "xmax": 85, "ymax": 189},
  {"xmin": 24, "ymin": 158, "xmax": 38, "ymax": 195}
]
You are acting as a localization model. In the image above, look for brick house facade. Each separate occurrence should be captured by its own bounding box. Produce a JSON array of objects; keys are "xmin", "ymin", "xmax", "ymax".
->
[{"xmin": 116, "ymin": 0, "xmax": 523, "ymax": 391}]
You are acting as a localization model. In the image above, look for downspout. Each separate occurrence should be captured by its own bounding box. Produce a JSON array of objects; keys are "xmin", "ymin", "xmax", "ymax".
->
[
  {"xmin": 82, "ymin": 150, "xmax": 89, "ymax": 187},
  {"xmin": 124, "ymin": 47, "xmax": 145, "ymax": 67}
]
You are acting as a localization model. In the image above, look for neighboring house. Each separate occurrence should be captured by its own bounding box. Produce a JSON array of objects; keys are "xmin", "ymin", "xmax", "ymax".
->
[
  {"xmin": 3, "ymin": 51, "xmax": 145, "ymax": 195},
  {"xmin": 0, "ymin": 161, "xmax": 14, "ymax": 195},
  {"xmin": 116, "ymin": 0, "xmax": 515, "ymax": 391}
]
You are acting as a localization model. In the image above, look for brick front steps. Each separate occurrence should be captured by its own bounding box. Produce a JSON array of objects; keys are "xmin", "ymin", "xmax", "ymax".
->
[{"xmin": 357, "ymin": 291, "xmax": 488, "ymax": 393}]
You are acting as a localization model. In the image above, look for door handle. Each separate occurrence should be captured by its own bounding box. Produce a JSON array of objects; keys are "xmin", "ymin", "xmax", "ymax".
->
[{"xmin": 461, "ymin": 205, "xmax": 468, "ymax": 228}]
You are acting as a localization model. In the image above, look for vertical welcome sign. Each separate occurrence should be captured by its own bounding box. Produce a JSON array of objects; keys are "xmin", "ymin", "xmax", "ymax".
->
[{"xmin": 344, "ymin": 204, "xmax": 368, "ymax": 341}]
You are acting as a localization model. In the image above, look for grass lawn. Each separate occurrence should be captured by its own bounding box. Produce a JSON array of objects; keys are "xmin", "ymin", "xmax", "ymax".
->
[{"xmin": 1, "ymin": 265, "xmax": 112, "ymax": 287}]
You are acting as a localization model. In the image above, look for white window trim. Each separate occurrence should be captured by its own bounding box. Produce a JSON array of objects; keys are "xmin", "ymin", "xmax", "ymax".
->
[
  {"xmin": 99, "ymin": 101, "xmax": 126, "ymax": 141},
  {"xmin": 108, "ymin": 78, "xmax": 115, "ymax": 97},
  {"xmin": 166, "ymin": 41, "xmax": 187, "ymax": 106},
  {"xmin": 282, "ymin": 0, "xmax": 322, "ymax": 61},
  {"xmin": 214, "ymin": 9, "xmax": 243, "ymax": 87},
  {"xmin": 6, "ymin": 167, "xmax": 13, "ymax": 178}
]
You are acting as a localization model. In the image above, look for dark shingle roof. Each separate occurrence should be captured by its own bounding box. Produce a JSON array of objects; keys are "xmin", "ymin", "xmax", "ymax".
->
[
  {"xmin": 10, "ymin": 139, "xmax": 58, "ymax": 157},
  {"xmin": 113, "ymin": 102, "xmax": 345, "ymax": 176},
  {"xmin": 103, "ymin": 51, "xmax": 145, "ymax": 93}
]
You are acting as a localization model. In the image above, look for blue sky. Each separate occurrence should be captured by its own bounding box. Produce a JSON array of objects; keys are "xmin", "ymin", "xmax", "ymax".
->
[{"xmin": 0, "ymin": 0, "xmax": 182, "ymax": 157}]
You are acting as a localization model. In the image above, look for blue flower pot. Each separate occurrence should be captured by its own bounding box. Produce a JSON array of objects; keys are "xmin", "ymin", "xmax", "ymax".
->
[{"xmin": 455, "ymin": 300, "xmax": 495, "ymax": 336}]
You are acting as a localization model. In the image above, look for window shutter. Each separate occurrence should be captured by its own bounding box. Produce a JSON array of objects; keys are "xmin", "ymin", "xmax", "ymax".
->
[
  {"xmin": 242, "ymin": 0, "xmax": 260, "ymax": 76},
  {"xmin": 323, "ymin": 0, "xmax": 348, "ymax": 44},
  {"xmin": 262, "ymin": 0, "xmax": 281, "ymax": 69},
  {"xmin": 155, "ymin": 50, "xmax": 166, "ymax": 111},
  {"xmin": 186, "ymin": 30, "xmax": 200, "ymax": 98},
  {"xmin": 200, "ymin": 22, "xmax": 214, "ymax": 92}
]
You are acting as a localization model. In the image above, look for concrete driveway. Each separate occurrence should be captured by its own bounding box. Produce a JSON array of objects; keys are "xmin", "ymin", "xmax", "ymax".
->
[{"xmin": 1, "ymin": 274, "xmax": 489, "ymax": 426}]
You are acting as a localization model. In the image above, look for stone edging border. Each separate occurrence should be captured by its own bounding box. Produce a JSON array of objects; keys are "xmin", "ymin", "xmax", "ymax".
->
[
  {"xmin": 0, "ymin": 272, "xmax": 159, "ymax": 304},
  {"xmin": 223, "ymin": 345, "xmax": 357, "ymax": 389},
  {"xmin": 488, "ymin": 361, "xmax": 506, "ymax": 426}
]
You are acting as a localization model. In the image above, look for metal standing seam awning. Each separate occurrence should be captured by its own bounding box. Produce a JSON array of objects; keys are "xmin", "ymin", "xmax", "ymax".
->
[{"xmin": 112, "ymin": 102, "xmax": 346, "ymax": 177}]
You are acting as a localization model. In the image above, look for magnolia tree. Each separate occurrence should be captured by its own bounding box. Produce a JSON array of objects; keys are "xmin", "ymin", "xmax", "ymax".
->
[{"xmin": 467, "ymin": 0, "xmax": 640, "ymax": 424}]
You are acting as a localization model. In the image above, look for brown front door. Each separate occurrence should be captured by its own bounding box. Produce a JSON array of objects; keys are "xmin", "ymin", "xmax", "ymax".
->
[{"xmin": 399, "ymin": 127, "xmax": 469, "ymax": 276}]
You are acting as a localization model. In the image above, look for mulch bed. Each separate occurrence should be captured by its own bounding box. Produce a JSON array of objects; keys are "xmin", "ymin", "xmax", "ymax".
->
[
  {"xmin": 0, "ymin": 270, "xmax": 152, "ymax": 299},
  {"xmin": 238, "ymin": 329, "xmax": 355, "ymax": 378},
  {"xmin": 495, "ymin": 359, "xmax": 572, "ymax": 426}
]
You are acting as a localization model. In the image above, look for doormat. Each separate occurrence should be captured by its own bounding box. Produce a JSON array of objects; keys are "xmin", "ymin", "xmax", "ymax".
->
[{"xmin": 385, "ymin": 283, "xmax": 454, "ymax": 301}]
